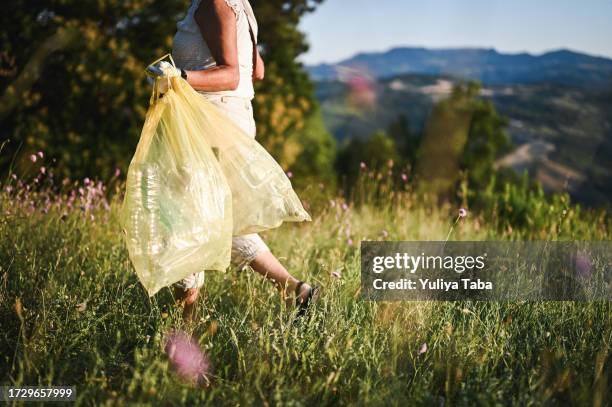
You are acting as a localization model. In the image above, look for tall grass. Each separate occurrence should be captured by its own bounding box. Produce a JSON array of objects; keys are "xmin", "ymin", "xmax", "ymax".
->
[{"xmin": 0, "ymin": 167, "xmax": 610, "ymax": 406}]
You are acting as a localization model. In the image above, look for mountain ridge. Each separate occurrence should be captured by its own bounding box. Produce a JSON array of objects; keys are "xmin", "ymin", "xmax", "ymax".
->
[{"xmin": 306, "ymin": 47, "xmax": 612, "ymax": 87}]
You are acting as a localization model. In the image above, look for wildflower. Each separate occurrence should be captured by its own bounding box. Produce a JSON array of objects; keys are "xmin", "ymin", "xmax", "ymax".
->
[
  {"xmin": 114, "ymin": 168, "xmax": 121, "ymax": 177},
  {"xmin": 37, "ymin": 151, "xmax": 44, "ymax": 158},
  {"xmin": 40, "ymin": 166, "xmax": 46, "ymax": 174},
  {"xmin": 418, "ymin": 342, "xmax": 428, "ymax": 354},
  {"xmin": 401, "ymin": 173, "xmax": 408, "ymax": 182},
  {"xmin": 387, "ymin": 159, "xmax": 394, "ymax": 168},
  {"xmin": 331, "ymin": 271, "xmax": 342, "ymax": 279},
  {"xmin": 347, "ymin": 238, "xmax": 353, "ymax": 246},
  {"xmin": 575, "ymin": 253, "xmax": 592, "ymax": 278},
  {"xmin": 329, "ymin": 200, "xmax": 336, "ymax": 208},
  {"xmin": 165, "ymin": 331, "xmax": 211, "ymax": 386},
  {"xmin": 341, "ymin": 203, "xmax": 348, "ymax": 211},
  {"xmin": 381, "ymin": 230, "xmax": 389, "ymax": 238},
  {"xmin": 84, "ymin": 177, "xmax": 91, "ymax": 185},
  {"xmin": 76, "ymin": 302, "xmax": 87, "ymax": 312},
  {"xmin": 286, "ymin": 171, "xmax": 293, "ymax": 179},
  {"xmin": 30, "ymin": 154, "xmax": 37, "ymax": 162},
  {"xmin": 459, "ymin": 208, "xmax": 468, "ymax": 218},
  {"xmin": 360, "ymin": 162, "xmax": 367, "ymax": 170},
  {"xmin": 4, "ymin": 185, "xmax": 13, "ymax": 193}
]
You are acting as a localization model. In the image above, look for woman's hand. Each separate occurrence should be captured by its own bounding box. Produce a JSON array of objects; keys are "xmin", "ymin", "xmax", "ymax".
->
[{"xmin": 185, "ymin": 0, "xmax": 241, "ymax": 92}]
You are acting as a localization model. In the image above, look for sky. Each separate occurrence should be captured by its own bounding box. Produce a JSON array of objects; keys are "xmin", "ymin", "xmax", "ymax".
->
[{"xmin": 298, "ymin": 0, "xmax": 612, "ymax": 64}]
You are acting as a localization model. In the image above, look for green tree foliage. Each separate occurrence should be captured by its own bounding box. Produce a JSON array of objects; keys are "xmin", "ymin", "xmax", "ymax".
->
[
  {"xmin": 387, "ymin": 113, "xmax": 419, "ymax": 167},
  {"xmin": 336, "ymin": 130, "xmax": 400, "ymax": 188},
  {"xmin": 0, "ymin": 0, "xmax": 185, "ymax": 179},
  {"xmin": 1, "ymin": 0, "xmax": 335, "ymax": 183},
  {"xmin": 250, "ymin": 0, "xmax": 335, "ymax": 179},
  {"xmin": 415, "ymin": 82, "xmax": 511, "ymax": 200}
]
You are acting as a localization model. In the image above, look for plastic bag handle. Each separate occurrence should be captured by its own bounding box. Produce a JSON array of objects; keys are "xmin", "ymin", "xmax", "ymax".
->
[{"xmin": 147, "ymin": 54, "xmax": 177, "ymax": 105}]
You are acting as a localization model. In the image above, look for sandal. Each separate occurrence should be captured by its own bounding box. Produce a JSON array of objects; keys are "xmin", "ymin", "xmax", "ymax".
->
[{"xmin": 295, "ymin": 281, "xmax": 320, "ymax": 317}]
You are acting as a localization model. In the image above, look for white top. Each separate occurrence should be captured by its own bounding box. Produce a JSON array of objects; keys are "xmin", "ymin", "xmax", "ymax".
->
[{"xmin": 172, "ymin": 0, "xmax": 258, "ymax": 100}]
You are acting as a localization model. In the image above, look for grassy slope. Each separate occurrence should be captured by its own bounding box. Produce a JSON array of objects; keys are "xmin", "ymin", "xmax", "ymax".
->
[{"xmin": 0, "ymin": 192, "xmax": 610, "ymax": 406}]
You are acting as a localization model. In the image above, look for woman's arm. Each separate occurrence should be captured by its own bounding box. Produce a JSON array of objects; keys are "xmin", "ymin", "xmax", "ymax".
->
[{"xmin": 185, "ymin": 0, "xmax": 240, "ymax": 91}]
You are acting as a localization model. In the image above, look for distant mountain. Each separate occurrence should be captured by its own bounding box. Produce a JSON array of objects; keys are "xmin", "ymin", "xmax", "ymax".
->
[{"xmin": 307, "ymin": 47, "xmax": 612, "ymax": 87}]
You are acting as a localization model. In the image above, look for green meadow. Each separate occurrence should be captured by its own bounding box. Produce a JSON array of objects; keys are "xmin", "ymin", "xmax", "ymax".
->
[{"xmin": 1, "ymin": 176, "xmax": 609, "ymax": 406}]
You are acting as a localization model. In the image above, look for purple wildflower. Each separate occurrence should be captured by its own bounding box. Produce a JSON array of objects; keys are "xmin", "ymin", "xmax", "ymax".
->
[
  {"xmin": 165, "ymin": 331, "xmax": 211, "ymax": 386},
  {"xmin": 418, "ymin": 343, "xmax": 428, "ymax": 354}
]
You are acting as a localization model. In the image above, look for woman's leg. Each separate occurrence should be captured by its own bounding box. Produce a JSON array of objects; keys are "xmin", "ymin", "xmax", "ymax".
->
[
  {"xmin": 174, "ymin": 286, "xmax": 200, "ymax": 322},
  {"xmin": 232, "ymin": 234, "xmax": 313, "ymax": 304},
  {"xmin": 174, "ymin": 272, "xmax": 205, "ymax": 322},
  {"xmin": 249, "ymin": 251, "xmax": 313, "ymax": 304}
]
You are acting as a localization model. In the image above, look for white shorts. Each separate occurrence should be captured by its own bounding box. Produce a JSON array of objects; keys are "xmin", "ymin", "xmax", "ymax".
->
[{"xmin": 175, "ymin": 94, "xmax": 269, "ymax": 291}]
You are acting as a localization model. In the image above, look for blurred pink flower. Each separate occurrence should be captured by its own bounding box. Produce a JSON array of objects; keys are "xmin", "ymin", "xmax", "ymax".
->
[
  {"xmin": 360, "ymin": 162, "xmax": 367, "ymax": 170},
  {"xmin": 458, "ymin": 208, "xmax": 468, "ymax": 218},
  {"xmin": 114, "ymin": 168, "xmax": 121, "ymax": 177},
  {"xmin": 401, "ymin": 173, "xmax": 408, "ymax": 182},
  {"xmin": 29, "ymin": 154, "xmax": 37, "ymax": 163},
  {"xmin": 418, "ymin": 342, "xmax": 428, "ymax": 354},
  {"xmin": 165, "ymin": 331, "xmax": 211, "ymax": 386},
  {"xmin": 331, "ymin": 271, "xmax": 341, "ymax": 279},
  {"xmin": 347, "ymin": 74, "xmax": 376, "ymax": 109},
  {"xmin": 40, "ymin": 167, "xmax": 46, "ymax": 174},
  {"xmin": 341, "ymin": 203, "xmax": 349, "ymax": 211},
  {"xmin": 347, "ymin": 238, "xmax": 353, "ymax": 246},
  {"xmin": 37, "ymin": 151, "xmax": 44, "ymax": 158},
  {"xmin": 382, "ymin": 230, "xmax": 389, "ymax": 238},
  {"xmin": 575, "ymin": 253, "xmax": 592, "ymax": 278},
  {"xmin": 286, "ymin": 171, "xmax": 293, "ymax": 179}
]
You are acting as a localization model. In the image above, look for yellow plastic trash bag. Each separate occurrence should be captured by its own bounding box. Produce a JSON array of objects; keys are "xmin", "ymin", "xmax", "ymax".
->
[
  {"xmin": 170, "ymin": 72, "xmax": 311, "ymax": 235},
  {"xmin": 120, "ymin": 56, "xmax": 310, "ymax": 296}
]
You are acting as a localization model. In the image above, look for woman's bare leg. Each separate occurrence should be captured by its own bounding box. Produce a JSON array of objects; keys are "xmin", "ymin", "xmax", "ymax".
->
[
  {"xmin": 249, "ymin": 251, "xmax": 312, "ymax": 305},
  {"xmin": 174, "ymin": 287, "xmax": 200, "ymax": 322}
]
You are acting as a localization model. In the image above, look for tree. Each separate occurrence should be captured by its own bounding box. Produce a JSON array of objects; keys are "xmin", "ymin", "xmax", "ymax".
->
[
  {"xmin": 336, "ymin": 130, "xmax": 399, "ymax": 188},
  {"xmin": 1, "ymin": 0, "xmax": 336, "ymax": 184},
  {"xmin": 250, "ymin": 0, "xmax": 335, "ymax": 180},
  {"xmin": 414, "ymin": 82, "xmax": 511, "ymax": 200},
  {"xmin": 1, "ymin": 0, "xmax": 185, "ymax": 179}
]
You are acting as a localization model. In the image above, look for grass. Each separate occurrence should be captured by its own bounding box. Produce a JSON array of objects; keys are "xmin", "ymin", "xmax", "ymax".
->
[{"xmin": 0, "ymin": 177, "xmax": 610, "ymax": 406}]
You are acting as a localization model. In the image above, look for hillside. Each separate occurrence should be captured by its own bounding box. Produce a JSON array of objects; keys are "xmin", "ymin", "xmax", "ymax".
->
[
  {"xmin": 307, "ymin": 47, "xmax": 612, "ymax": 87},
  {"xmin": 314, "ymin": 74, "xmax": 612, "ymax": 206}
]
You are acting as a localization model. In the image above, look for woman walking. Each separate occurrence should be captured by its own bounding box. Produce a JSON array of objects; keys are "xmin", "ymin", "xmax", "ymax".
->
[{"xmin": 161, "ymin": 0, "xmax": 317, "ymax": 321}]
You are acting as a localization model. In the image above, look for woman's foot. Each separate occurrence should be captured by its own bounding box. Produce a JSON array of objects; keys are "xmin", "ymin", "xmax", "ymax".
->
[{"xmin": 294, "ymin": 281, "xmax": 320, "ymax": 317}]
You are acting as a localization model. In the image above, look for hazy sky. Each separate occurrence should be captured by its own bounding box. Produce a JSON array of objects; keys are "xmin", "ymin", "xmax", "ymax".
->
[{"xmin": 298, "ymin": 0, "xmax": 612, "ymax": 64}]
